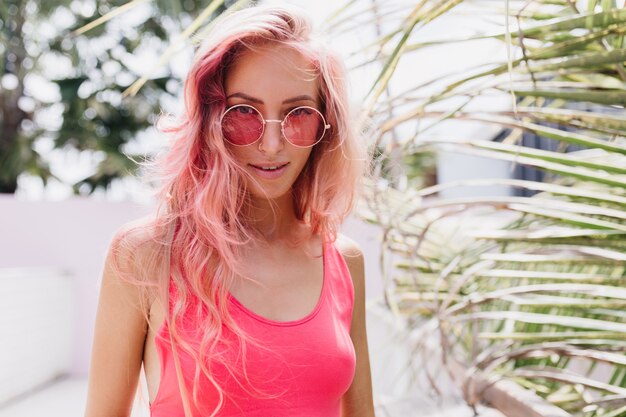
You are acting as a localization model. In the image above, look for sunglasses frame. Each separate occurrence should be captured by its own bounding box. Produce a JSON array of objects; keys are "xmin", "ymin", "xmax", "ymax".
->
[{"xmin": 220, "ymin": 104, "xmax": 331, "ymax": 148}]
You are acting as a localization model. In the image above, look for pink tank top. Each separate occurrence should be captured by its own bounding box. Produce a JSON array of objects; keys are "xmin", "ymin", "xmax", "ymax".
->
[{"xmin": 149, "ymin": 241, "xmax": 356, "ymax": 416}]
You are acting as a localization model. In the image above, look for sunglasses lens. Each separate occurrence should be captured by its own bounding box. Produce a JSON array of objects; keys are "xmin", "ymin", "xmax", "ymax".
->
[
  {"xmin": 283, "ymin": 107, "xmax": 326, "ymax": 147},
  {"xmin": 221, "ymin": 105, "xmax": 263, "ymax": 146}
]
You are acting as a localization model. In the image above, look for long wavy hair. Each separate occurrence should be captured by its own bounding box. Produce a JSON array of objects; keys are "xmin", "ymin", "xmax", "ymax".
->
[{"xmin": 111, "ymin": 5, "xmax": 365, "ymax": 416}]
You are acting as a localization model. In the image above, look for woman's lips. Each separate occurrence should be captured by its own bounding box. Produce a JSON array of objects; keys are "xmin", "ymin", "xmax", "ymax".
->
[{"xmin": 248, "ymin": 162, "xmax": 290, "ymax": 179}]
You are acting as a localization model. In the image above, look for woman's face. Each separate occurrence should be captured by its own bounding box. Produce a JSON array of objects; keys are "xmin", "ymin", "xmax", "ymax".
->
[{"xmin": 223, "ymin": 43, "xmax": 320, "ymax": 202}]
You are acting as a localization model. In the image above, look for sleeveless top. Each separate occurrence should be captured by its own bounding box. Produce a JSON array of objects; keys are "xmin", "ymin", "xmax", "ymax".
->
[{"xmin": 149, "ymin": 241, "xmax": 356, "ymax": 416}]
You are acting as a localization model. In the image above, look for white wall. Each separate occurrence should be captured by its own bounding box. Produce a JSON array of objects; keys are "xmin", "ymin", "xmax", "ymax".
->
[
  {"xmin": 0, "ymin": 195, "xmax": 151, "ymax": 376},
  {"xmin": 0, "ymin": 268, "xmax": 73, "ymax": 403}
]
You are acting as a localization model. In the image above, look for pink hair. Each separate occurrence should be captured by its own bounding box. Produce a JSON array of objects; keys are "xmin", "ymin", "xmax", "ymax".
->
[{"xmin": 112, "ymin": 5, "xmax": 365, "ymax": 416}]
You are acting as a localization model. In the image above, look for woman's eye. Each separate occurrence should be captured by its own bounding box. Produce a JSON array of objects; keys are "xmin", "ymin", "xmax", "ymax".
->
[{"xmin": 290, "ymin": 107, "xmax": 312, "ymax": 117}]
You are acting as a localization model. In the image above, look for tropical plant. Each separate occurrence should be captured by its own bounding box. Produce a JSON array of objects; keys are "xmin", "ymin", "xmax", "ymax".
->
[
  {"xmin": 326, "ymin": 0, "xmax": 626, "ymax": 415},
  {"xmin": 0, "ymin": 0, "xmax": 241, "ymax": 194}
]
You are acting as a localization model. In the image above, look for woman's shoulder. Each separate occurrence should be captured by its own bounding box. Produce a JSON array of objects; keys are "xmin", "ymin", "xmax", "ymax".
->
[
  {"xmin": 108, "ymin": 215, "xmax": 172, "ymax": 281},
  {"xmin": 334, "ymin": 233, "xmax": 363, "ymax": 259},
  {"xmin": 334, "ymin": 233, "xmax": 364, "ymax": 284},
  {"xmin": 113, "ymin": 214, "xmax": 172, "ymax": 247},
  {"xmin": 114, "ymin": 214, "xmax": 163, "ymax": 240}
]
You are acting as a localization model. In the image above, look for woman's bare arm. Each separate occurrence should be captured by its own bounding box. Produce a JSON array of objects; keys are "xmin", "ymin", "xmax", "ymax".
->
[
  {"xmin": 84, "ymin": 232, "xmax": 150, "ymax": 417},
  {"xmin": 338, "ymin": 235, "xmax": 376, "ymax": 417}
]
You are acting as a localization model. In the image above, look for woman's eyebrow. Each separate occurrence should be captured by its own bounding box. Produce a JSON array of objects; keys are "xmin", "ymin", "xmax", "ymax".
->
[
  {"xmin": 282, "ymin": 95, "xmax": 316, "ymax": 104},
  {"xmin": 226, "ymin": 92, "xmax": 263, "ymax": 103},
  {"xmin": 226, "ymin": 92, "xmax": 315, "ymax": 104}
]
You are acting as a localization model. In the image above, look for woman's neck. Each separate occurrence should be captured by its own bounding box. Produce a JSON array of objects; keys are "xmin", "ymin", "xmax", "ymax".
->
[{"xmin": 247, "ymin": 193, "xmax": 304, "ymax": 241}]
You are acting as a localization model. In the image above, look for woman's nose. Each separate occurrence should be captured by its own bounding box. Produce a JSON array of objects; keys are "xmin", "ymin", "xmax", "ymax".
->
[{"xmin": 258, "ymin": 120, "xmax": 284, "ymax": 154}]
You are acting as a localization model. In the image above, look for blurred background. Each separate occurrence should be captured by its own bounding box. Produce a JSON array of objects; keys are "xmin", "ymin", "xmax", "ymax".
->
[{"xmin": 1, "ymin": 0, "xmax": 625, "ymax": 416}]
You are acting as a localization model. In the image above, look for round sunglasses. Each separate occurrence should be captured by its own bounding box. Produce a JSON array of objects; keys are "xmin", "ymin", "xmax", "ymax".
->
[{"xmin": 220, "ymin": 104, "xmax": 330, "ymax": 148}]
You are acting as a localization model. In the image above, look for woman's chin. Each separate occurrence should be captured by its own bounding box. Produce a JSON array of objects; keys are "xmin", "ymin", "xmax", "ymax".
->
[{"xmin": 247, "ymin": 185, "xmax": 292, "ymax": 202}]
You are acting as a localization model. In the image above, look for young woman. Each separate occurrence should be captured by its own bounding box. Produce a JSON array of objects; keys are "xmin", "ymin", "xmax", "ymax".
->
[{"xmin": 84, "ymin": 5, "xmax": 374, "ymax": 417}]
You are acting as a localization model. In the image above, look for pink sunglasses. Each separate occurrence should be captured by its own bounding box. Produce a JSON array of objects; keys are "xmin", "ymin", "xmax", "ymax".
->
[{"xmin": 220, "ymin": 104, "xmax": 331, "ymax": 148}]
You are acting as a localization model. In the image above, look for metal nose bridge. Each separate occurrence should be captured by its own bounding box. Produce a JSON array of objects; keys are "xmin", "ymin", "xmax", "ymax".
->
[{"xmin": 264, "ymin": 119, "xmax": 282, "ymax": 123}]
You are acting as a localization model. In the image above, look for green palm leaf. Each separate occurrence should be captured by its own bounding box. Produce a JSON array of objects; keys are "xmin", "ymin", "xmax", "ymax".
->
[{"xmin": 331, "ymin": 0, "xmax": 626, "ymax": 414}]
